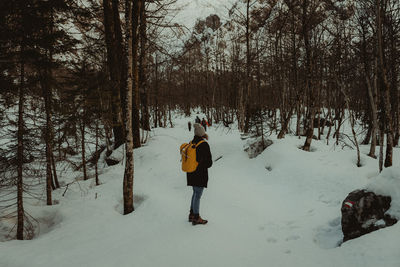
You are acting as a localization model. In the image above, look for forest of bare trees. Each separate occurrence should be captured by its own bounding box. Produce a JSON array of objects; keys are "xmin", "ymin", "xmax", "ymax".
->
[{"xmin": 0, "ymin": 0, "xmax": 399, "ymax": 240}]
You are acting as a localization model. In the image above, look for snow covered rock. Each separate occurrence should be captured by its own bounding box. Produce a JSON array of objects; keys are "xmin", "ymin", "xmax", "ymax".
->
[
  {"xmin": 341, "ymin": 190, "xmax": 397, "ymax": 242},
  {"xmin": 243, "ymin": 137, "xmax": 273, "ymax": 159}
]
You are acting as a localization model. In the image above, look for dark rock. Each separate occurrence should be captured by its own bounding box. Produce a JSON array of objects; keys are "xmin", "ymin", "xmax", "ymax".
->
[
  {"xmin": 88, "ymin": 145, "xmax": 106, "ymax": 166},
  {"xmin": 341, "ymin": 190, "xmax": 397, "ymax": 242},
  {"xmin": 105, "ymin": 157, "xmax": 120, "ymax": 166}
]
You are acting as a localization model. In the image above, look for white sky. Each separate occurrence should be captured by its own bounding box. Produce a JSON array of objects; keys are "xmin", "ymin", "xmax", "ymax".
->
[{"xmin": 173, "ymin": 0, "xmax": 234, "ymax": 30}]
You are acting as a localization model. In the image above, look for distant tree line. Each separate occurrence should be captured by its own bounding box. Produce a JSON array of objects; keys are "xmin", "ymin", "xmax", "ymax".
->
[{"xmin": 164, "ymin": 0, "xmax": 399, "ymax": 169}]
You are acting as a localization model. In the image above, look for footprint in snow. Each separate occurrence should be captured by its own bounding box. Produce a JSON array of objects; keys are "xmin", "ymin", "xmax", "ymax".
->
[
  {"xmin": 285, "ymin": 235, "xmax": 300, "ymax": 241},
  {"xmin": 328, "ymin": 217, "xmax": 341, "ymax": 227},
  {"xmin": 285, "ymin": 220, "xmax": 300, "ymax": 229},
  {"xmin": 267, "ymin": 237, "xmax": 278, "ymax": 243},
  {"xmin": 319, "ymin": 195, "xmax": 341, "ymax": 207},
  {"xmin": 314, "ymin": 217, "xmax": 343, "ymax": 249}
]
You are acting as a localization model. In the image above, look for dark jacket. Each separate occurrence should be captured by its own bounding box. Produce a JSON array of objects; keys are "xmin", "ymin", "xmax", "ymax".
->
[{"xmin": 187, "ymin": 136, "xmax": 212, "ymax": 188}]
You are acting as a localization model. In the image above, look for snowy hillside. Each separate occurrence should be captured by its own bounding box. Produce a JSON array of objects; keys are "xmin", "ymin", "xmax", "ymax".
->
[{"xmin": 1, "ymin": 113, "xmax": 400, "ymax": 267}]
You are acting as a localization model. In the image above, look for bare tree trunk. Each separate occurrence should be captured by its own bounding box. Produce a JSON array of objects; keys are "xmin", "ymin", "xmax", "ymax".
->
[
  {"xmin": 302, "ymin": 98, "xmax": 315, "ymax": 152},
  {"xmin": 49, "ymin": 151, "xmax": 55, "ymax": 191},
  {"xmin": 96, "ymin": 85, "xmax": 112, "ymax": 156},
  {"xmin": 95, "ymin": 120, "xmax": 100, "ymax": 186},
  {"xmin": 139, "ymin": 1, "xmax": 150, "ymax": 132},
  {"xmin": 17, "ymin": 59, "xmax": 25, "ymax": 240},
  {"xmin": 162, "ymin": 105, "xmax": 167, "ymax": 127},
  {"xmin": 57, "ymin": 121, "xmax": 62, "ymax": 160},
  {"xmin": 243, "ymin": 0, "xmax": 251, "ymax": 133},
  {"xmin": 44, "ymin": 86, "xmax": 53, "ymax": 205},
  {"xmin": 238, "ymin": 86, "xmax": 245, "ymax": 131},
  {"xmin": 360, "ymin": 17, "xmax": 378, "ymax": 157},
  {"xmin": 333, "ymin": 108, "xmax": 344, "ymax": 146},
  {"xmin": 104, "ymin": 116, "xmax": 113, "ymax": 154},
  {"xmin": 103, "ymin": 0, "xmax": 125, "ymax": 149},
  {"xmin": 168, "ymin": 107, "xmax": 173, "ymax": 128},
  {"xmin": 302, "ymin": 0, "xmax": 315, "ymax": 151},
  {"xmin": 51, "ymin": 152, "xmax": 59, "ymax": 188},
  {"xmin": 277, "ymin": 109, "xmax": 292, "ymax": 139},
  {"xmin": 80, "ymin": 119, "xmax": 87, "ymax": 181},
  {"xmin": 366, "ymin": 76, "xmax": 378, "ymax": 158},
  {"xmin": 296, "ymin": 100, "xmax": 301, "ymax": 137},
  {"xmin": 361, "ymin": 123, "xmax": 372, "ymax": 145},
  {"xmin": 325, "ymin": 106, "xmax": 333, "ymax": 144},
  {"xmin": 154, "ymin": 54, "xmax": 159, "ymax": 128},
  {"xmin": 131, "ymin": 0, "xmax": 142, "ymax": 148},
  {"xmin": 122, "ymin": 0, "xmax": 138, "ymax": 215},
  {"xmin": 350, "ymin": 111, "xmax": 361, "ymax": 167},
  {"xmin": 379, "ymin": 128, "xmax": 384, "ymax": 172},
  {"xmin": 376, "ymin": 0, "xmax": 393, "ymax": 167},
  {"xmin": 387, "ymin": 18, "xmax": 399, "ymax": 147},
  {"xmin": 340, "ymin": 83, "xmax": 361, "ymax": 167}
]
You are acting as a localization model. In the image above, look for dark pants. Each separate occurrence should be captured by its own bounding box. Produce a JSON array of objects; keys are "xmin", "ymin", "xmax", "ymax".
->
[{"xmin": 190, "ymin": 186, "xmax": 204, "ymax": 214}]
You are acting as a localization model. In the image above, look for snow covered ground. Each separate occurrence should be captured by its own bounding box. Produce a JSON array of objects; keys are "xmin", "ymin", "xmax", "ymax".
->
[{"xmin": 1, "ymin": 112, "xmax": 400, "ymax": 267}]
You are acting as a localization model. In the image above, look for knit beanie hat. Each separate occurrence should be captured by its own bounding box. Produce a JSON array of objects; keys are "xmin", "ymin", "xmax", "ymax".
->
[{"xmin": 194, "ymin": 123, "xmax": 206, "ymax": 137}]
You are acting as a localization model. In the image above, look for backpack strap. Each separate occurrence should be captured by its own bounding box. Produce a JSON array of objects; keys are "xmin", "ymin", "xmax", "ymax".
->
[{"xmin": 194, "ymin": 140, "xmax": 206, "ymax": 147}]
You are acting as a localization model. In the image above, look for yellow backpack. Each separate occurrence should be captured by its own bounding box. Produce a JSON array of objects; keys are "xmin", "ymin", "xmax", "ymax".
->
[{"xmin": 180, "ymin": 140, "xmax": 205, "ymax": 172}]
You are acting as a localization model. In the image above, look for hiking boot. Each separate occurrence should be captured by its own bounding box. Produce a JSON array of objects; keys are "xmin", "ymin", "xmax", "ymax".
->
[
  {"xmin": 192, "ymin": 214, "xmax": 208, "ymax": 225},
  {"xmin": 188, "ymin": 213, "xmax": 195, "ymax": 222}
]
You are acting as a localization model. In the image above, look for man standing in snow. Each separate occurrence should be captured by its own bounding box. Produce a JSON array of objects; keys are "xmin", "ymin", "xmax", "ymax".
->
[
  {"xmin": 201, "ymin": 118, "xmax": 207, "ymax": 131},
  {"xmin": 187, "ymin": 123, "xmax": 213, "ymax": 225}
]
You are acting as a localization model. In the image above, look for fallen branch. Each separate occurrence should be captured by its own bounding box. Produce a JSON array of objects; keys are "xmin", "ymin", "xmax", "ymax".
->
[{"xmin": 214, "ymin": 156, "xmax": 223, "ymax": 162}]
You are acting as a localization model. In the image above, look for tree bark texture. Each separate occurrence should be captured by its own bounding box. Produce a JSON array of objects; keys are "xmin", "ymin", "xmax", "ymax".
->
[
  {"xmin": 132, "ymin": 0, "xmax": 142, "ymax": 148},
  {"xmin": 302, "ymin": 0, "xmax": 315, "ymax": 151},
  {"xmin": 376, "ymin": 0, "xmax": 393, "ymax": 168},
  {"xmin": 139, "ymin": 1, "xmax": 150, "ymax": 132},
  {"xmin": 80, "ymin": 119, "xmax": 88, "ymax": 180},
  {"xmin": 123, "ymin": 0, "xmax": 136, "ymax": 215},
  {"xmin": 42, "ymin": 68, "xmax": 54, "ymax": 204},
  {"xmin": 103, "ymin": 0, "xmax": 125, "ymax": 149},
  {"xmin": 17, "ymin": 60, "xmax": 25, "ymax": 240}
]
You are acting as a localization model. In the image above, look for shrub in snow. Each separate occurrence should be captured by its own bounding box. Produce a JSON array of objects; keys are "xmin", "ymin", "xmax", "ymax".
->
[
  {"xmin": 243, "ymin": 137, "xmax": 273, "ymax": 159},
  {"xmin": 341, "ymin": 168, "xmax": 400, "ymax": 242}
]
